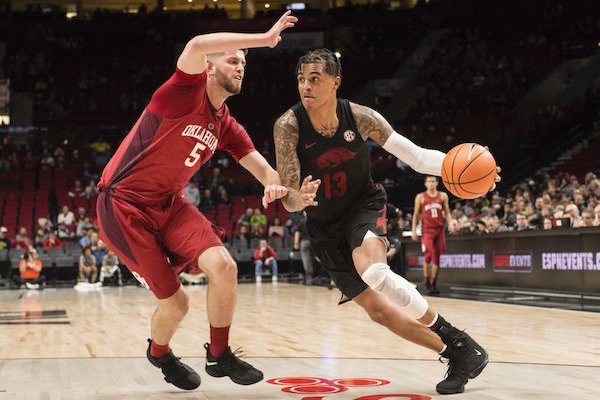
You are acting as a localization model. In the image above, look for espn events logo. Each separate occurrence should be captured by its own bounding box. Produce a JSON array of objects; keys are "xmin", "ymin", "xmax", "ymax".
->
[
  {"xmin": 493, "ymin": 252, "xmax": 532, "ymax": 273},
  {"xmin": 266, "ymin": 377, "xmax": 432, "ymax": 400},
  {"xmin": 542, "ymin": 252, "xmax": 600, "ymax": 271},
  {"xmin": 408, "ymin": 254, "xmax": 485, "ymax": 270}
]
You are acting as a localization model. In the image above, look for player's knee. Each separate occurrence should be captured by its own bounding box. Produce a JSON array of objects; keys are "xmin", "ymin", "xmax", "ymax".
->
[
  {"xmin": 164, "ymin": 290, "xmax": 190, "ymax": 320},
  {"xmin": 365, "ymin": 303, "xmax": 395, "ymax": 327},
  {"xmin": 217, "ymin": 258, "xmax": 238, "ymax": 284}
]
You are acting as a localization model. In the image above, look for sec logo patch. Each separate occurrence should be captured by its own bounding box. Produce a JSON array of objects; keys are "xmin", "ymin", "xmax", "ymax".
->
[{"xmin": 343, "ymin": 130, "xmax": 356, "ymax": 142}]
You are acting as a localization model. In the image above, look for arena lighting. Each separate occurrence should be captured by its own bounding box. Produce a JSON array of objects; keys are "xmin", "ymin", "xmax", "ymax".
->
[
  {"xmin": 334, "ymin": 51, "xmax": 342, "ymax": 59},
  {"xmin": 264, "ymin": 2, "xmax": 270, "ymax": 7},
  {"xmin": 286, "ymin": 2, "xmax": 306, "ymax": 10}
]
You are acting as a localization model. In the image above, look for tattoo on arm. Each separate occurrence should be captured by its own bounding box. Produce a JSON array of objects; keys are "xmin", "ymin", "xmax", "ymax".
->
[
  {"xmin": 350, "ymin": 102, "xmax": 393, "ymax": 145},
  {"xmin": 273, "ymin": 110, "xmax": 306, "ymax": 212}
]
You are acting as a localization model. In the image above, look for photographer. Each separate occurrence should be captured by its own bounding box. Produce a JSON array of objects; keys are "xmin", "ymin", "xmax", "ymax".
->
[{"xmin": 13, "ymin": 250, "xmax": 45, "ymax": 289}]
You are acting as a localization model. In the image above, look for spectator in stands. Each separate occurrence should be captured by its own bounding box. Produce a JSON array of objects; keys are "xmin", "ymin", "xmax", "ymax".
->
[
  {"xmin": 13, "ymin": 227, "xmax": 32, "ymax": 249},
  {"xmin": 57, "ymin": 222, "xmax": 75, "ymax": 240},
  {"xmin": 79, "ymin": 228, "xmax": 94, "ymax": 248},
  {"xmin": 268, "ymin": 217, "xmax": 284, "ymax": 237},
  {"xmin": 44, "ymin": 232, "xmax": 63, "ymax": 251},
  {"xmin": 76, "ymin": 216, "xmax": 93, "ymax": 237},
  {"xmin": 565, "ymin": 203, "xmax": 583, "ymax": 227},
  {"xmin": 581, "ymin": 208, "xmax": 595, "ymax": 227},
  {"xmin": 448, "ymin": 219, "xmax": 460, "ymax": 235},
  {"xmin": 250, "ymin": 208, "xmax": 267, "ymax": 238},
  {"xmin": 100, "ymin": 250, "xmax": 122, "ymax": 286},
  {"xmin": 184, "ymin": 181, "xmax": 200, "ymax": 207},
  {"xmin": 85, "ymin": 179, "xmax": 98, "ymax": 198},
  {"xmin": 237, "ymin": 208, "xmax": 253, "ymax": 227},
  {"xmin": 76, "ymin": 207, "xmax": 87, "ymax": 221},
  {"xmin": 199, "ymin": 189, "xmax": 214, "ymax": 212},
  {"xmin": 33, "ymin": 230, "xmax": 45, "ymax": 251},
  {"xmin": 543, "ymin": 217, "xmax": 553, "ymax": 230},
  {"xmin": 13, "ymin": 250, "xmax": 45, "ymax": 289},
  {"xmin": 235, "ymin": 225, "xmax": 250, "ymax": 248},
  {"xmin": 594, "ymin": 204, "xmax": 600, "ymax": 226},
  {"xmin": 293, "ymin": 213, "xmax": 313, "ymax": 285},
  {"xmin": 208, "ymin": 167, "xmax": 224, "ymax": 190},
  {"xmin": 78, "ymin": 247, "xmax": 98, "ymax": 283},
  {"xmin": 515, "ymin": 213, "xmax": 535, "ymax": 231},
  {"xmin": 58, "ymin": 205, "xmax": 75, "ymax": 227},
  {"xmin": 254, "ymin": 239, "xmax": 278, "ymax": 283},
  {"xmin": 283, "ymin": 217, "xmax": 296, "ymax": 236},
  {"xmin": 90, "ymin": 137, "xmax": 111, "ymax": 167},
  {"xmin": 216, "ymin": 186, "xmax": 232, "ymax": 205},
  {"xmin": 90, "ymin": 232, "xmax": 108, "ymax": 264},
  {"xmin": 216, "ymin": 154, "xmax": 230, "ymax": 169},
  {"xmin": 68, "ymin": 180, "xmax": 85, "ymax": 197},
  {"xmin": 0, "ymin": 226, "xmax": 10, "ymax": 250}
]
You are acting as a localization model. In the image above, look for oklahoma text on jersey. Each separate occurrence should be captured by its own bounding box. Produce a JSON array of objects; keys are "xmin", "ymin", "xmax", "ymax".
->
[{"xmin": 181, "ymin": 124, "xmax": 218, "ymax": 152}]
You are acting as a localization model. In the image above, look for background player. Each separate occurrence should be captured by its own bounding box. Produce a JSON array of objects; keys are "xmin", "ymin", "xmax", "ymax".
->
[
  {"xmin": 273, "ymin": 49, "xmax": 500, "ymax": 395},
  {"xmin": 97, "ymin": 12, "xmax": 309, "ymax": 391},
  {"xmin": 412, "ymin": 176, "xmax": 451, "ymax": 295}
]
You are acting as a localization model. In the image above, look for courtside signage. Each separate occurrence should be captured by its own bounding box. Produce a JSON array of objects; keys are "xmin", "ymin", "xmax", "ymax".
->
[{"xmin": 493, "ymin": 252, "xmax": 533, "ymax": 273}]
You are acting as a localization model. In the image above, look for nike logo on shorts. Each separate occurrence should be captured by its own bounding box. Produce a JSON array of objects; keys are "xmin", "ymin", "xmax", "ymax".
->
[{"xmin": 305, "ymin": 142, "xmax": 317, "ymax": 149}]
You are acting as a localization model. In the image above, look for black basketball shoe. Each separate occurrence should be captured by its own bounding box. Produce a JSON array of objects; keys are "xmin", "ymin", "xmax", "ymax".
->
[
  {"xmin": 204, "ymin": 343, "xmax": 264, "ymax": 385},
  {"xmin": 146, "ymin": 339, "xmax": 201, "ymax": 390},
  {"xmin": 436, "ymin": 330, "xmax": 489, "ymax": 394}
]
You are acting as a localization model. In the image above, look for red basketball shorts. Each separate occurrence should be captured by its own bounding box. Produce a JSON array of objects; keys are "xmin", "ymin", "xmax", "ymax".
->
[
  {"xmin": 97, "ymin": 192, "xmax": 222, "ymax": 299},
  {"xmin": 421, "ymin": 229, "xmax": 446, "ymax": 266}
]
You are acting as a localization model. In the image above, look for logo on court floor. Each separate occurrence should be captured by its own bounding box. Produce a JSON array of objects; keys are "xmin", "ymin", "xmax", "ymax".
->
[{"xmin": 267, "ymin": 377, "xmax": 432, "ymax": 399}]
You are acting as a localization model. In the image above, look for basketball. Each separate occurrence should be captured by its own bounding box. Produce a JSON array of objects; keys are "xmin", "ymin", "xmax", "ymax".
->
[{"xmin": 441, "ymin": 143, "xmax": 497, "ymax": 199}]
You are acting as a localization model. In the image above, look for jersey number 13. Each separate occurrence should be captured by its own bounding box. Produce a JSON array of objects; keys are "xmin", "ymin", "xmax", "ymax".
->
[{"xmin": 322, "ymin": 172, "xmax": 347, "ymax": 199}]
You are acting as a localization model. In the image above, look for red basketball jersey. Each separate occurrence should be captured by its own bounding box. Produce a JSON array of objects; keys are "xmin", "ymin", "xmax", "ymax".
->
[
  {"xmin": 100, "ymin": 68, "xmax": 255, "ymax": 205},
  {"xmin": 421, "ymin": 191, "xmax": 444, "ymax": 231}
]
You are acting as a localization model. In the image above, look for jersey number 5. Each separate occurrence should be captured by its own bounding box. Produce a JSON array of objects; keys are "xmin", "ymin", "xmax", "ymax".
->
[
  {"xmin": 323, "ymin": 172, "xmax": 347, "ymax": 199},
  {"xmin": 185, "ymin": 142, "xmax": 206, "ymax": 168}
]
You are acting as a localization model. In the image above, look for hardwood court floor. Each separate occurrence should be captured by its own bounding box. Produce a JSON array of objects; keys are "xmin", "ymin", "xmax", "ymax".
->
[{"xmin": 0, "ymin": 284, "xmax": 599, "ymax": 400}]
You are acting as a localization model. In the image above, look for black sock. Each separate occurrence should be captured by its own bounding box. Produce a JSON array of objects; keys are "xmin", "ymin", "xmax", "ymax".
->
[{"xmin": 429, "ymin": 314, "xmax": 458, "ymax": 344}]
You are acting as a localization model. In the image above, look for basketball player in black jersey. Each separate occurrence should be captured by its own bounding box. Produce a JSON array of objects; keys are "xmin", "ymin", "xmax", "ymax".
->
[{"xmin": 273, "ymin": 49, "xmax": 501, "ymax": 395}]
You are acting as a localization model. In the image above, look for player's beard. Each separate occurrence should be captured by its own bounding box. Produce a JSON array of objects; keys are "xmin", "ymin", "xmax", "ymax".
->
[{"xmin": 216, "ymin": 68, "xmax": 242, "ymax": 95}]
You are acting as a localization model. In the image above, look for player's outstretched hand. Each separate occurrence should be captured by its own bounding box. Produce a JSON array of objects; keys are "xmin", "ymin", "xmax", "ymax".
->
[
  {"xmin": 483, "ymin": 146, "xmax": 502, "ymax": 193},
  {"xmin": 262, "ymin": 184, "xmax": 288, "ymax": 209},
  {"xmin": 299, "ymin": 175, "xmax": 321, "ymax": 208},
  {"xmin": 265, "ymin": 11, "xmax": 298, "ymax": 48}
]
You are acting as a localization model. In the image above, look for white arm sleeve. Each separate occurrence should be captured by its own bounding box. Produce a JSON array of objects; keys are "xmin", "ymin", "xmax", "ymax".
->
[{"xmin": 382, "ymin": 131, "xmax": 445, "ymax": 176}]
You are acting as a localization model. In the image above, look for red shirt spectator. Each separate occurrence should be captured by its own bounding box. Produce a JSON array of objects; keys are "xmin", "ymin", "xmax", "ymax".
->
[
  {"xmin": 44, "ymin": 233, "xmax": 63, "ymax": 251},
  {"xmin": 253, "ymin": 240, "xmax": 277, "ymax": 262}
]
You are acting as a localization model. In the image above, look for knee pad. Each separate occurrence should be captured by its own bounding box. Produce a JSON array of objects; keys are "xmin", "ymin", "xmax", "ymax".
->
[{"xmin": 361, "ymin": 262, "xmax": 428, "ymax": 320}]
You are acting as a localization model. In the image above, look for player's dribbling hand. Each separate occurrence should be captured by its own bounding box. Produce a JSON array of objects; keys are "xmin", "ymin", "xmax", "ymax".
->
[
  {"xmin": 262, "ymin": 184, "xmax": 288, "ymax": 209},
  {"xmin": 483, "ymin": 146, "xmax": 502, "ymax": 193},
  {"xmin": 265, "ymin": 11, "xmax": 298, "ymax": 48},
  {"xmin": 300, "ymin": 175, "xmax": 321, "ymax": 208}
]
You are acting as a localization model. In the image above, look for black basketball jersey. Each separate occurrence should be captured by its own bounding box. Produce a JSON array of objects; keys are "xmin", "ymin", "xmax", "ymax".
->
[{"xmin": 292, "ymin": 98, "xmax": 373, "ymax": 223}]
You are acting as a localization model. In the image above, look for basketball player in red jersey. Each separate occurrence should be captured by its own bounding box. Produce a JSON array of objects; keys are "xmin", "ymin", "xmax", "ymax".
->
[
  {"xmin": 96, "ymin": 12, "xmax": 315, "ymax": 390},
  {"xmin": 412, "ymin": 176, "xmax": 451, "ymax": 295},
  {"xmin": 273, "ymin": 49, "xmax": 501, "ymax": 395}
]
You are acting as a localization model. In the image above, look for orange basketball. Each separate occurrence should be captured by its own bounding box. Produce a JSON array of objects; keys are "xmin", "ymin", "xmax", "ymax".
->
[{"xmin": 441, "ymin": 143, "xmax": 497, "ymax": 199}]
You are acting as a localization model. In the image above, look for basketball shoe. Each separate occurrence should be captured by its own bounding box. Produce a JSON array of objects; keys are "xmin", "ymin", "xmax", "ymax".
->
[
  {"xmin": 204, "ymin": 343, "xmax": 263, "ymax": 385},
  {"xmin": 146, "ymin": 339, "xmax": 201, "ymax": 390},
  {"xmin": 436, "ymin": 328, "xmax": 488, "ymax": 394}
]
